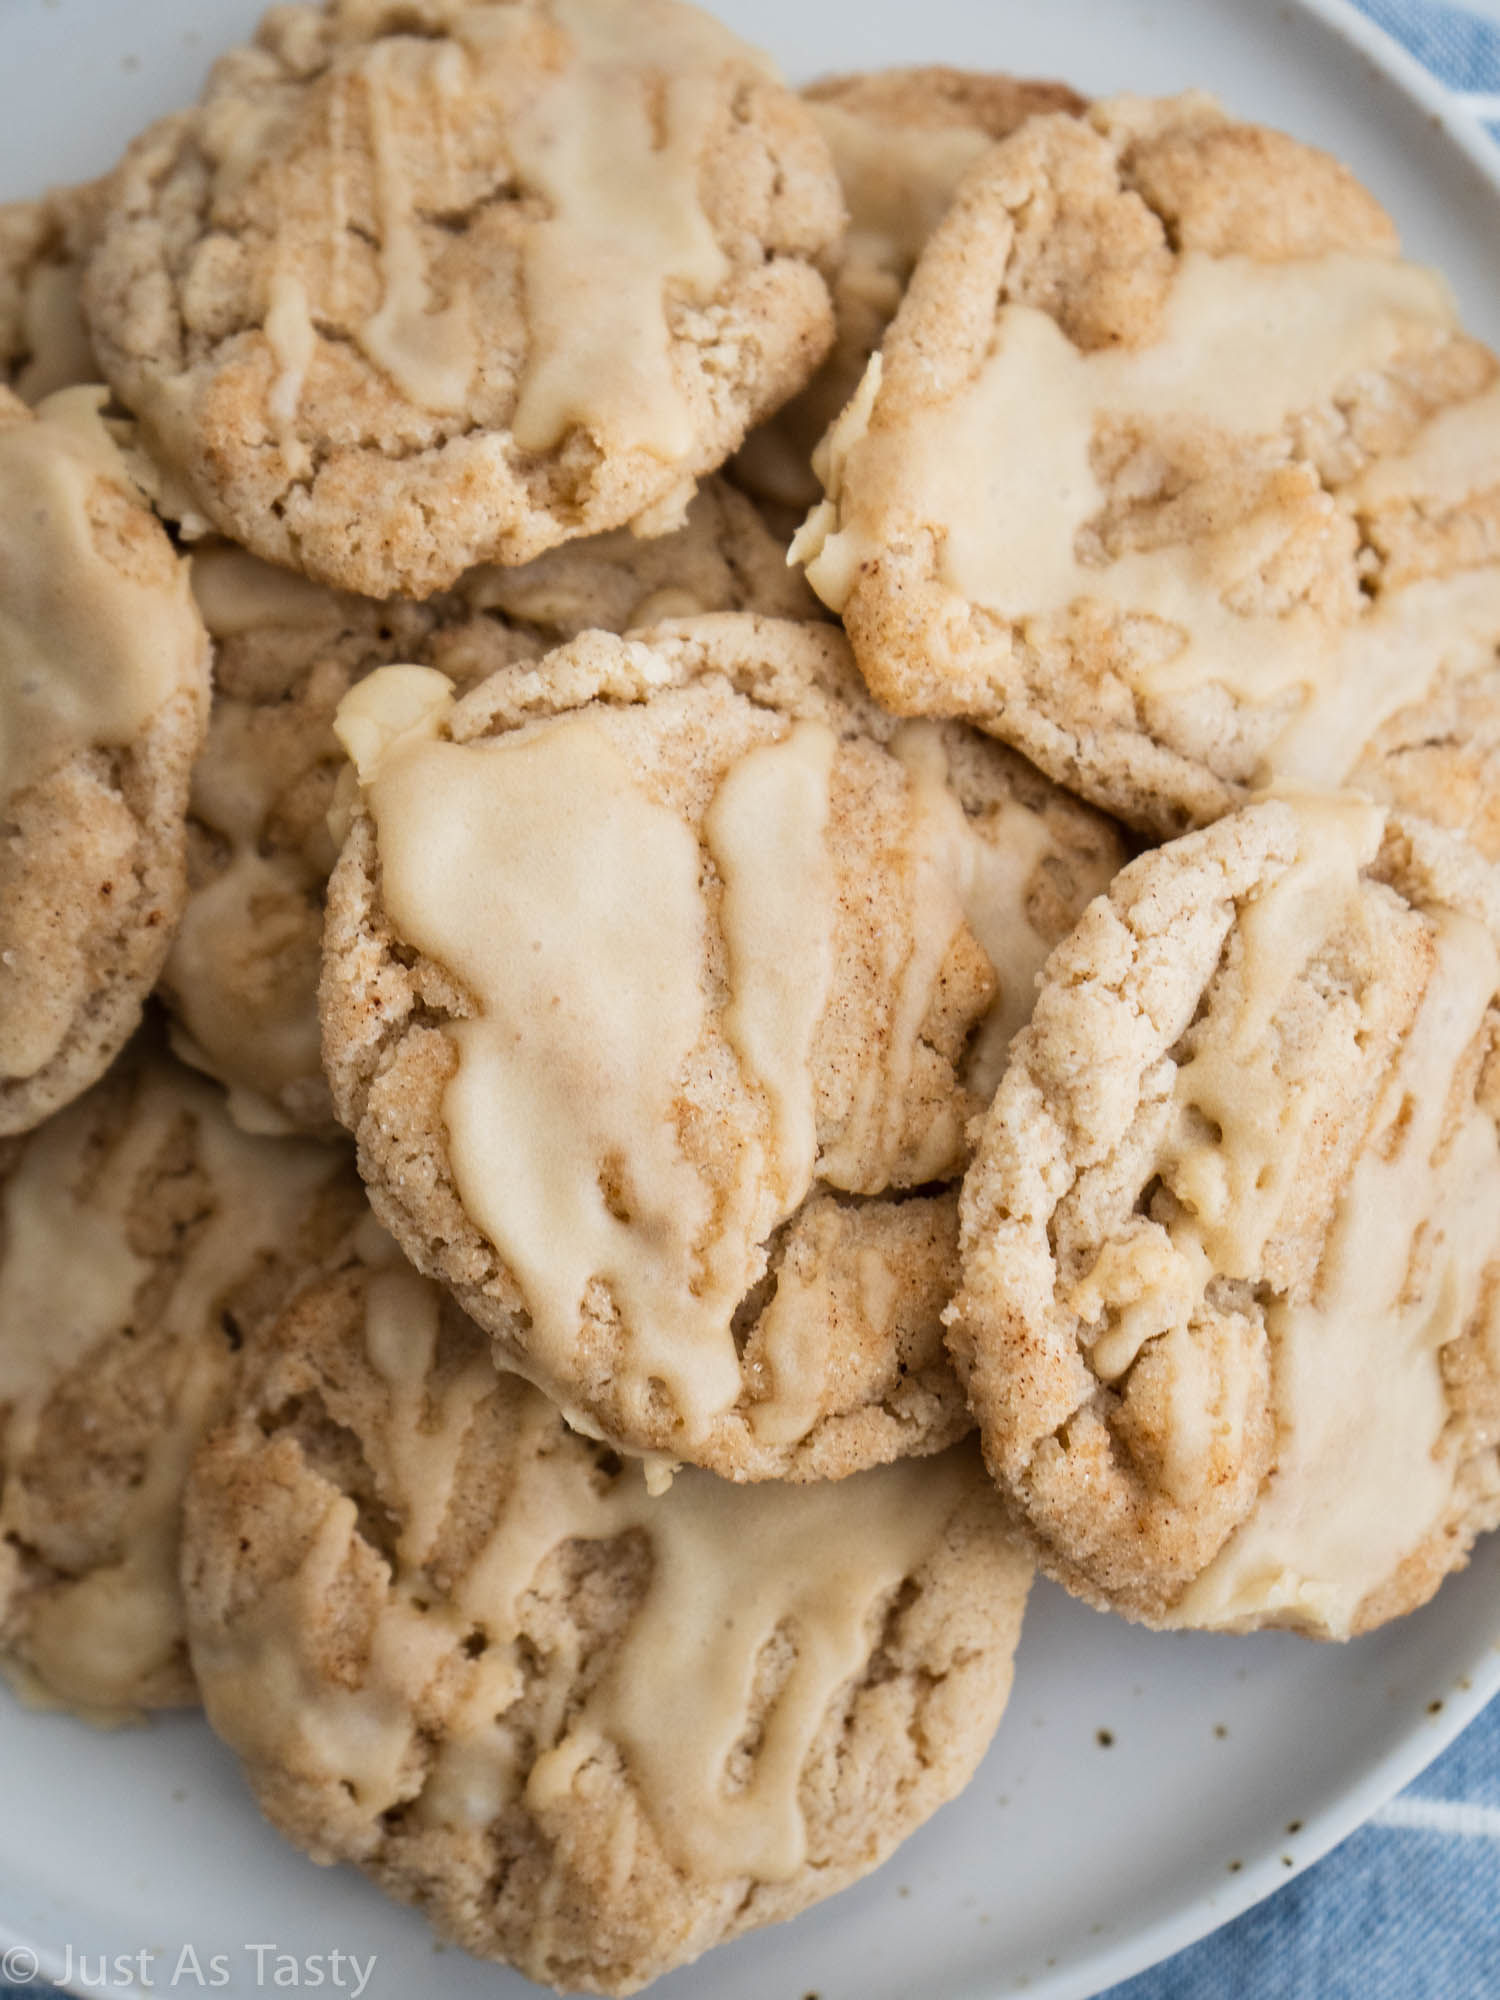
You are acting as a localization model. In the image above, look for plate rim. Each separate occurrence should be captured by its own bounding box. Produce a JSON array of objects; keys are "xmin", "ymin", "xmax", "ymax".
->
[{"xmin": 1027, "ymin": 1615, "xmax": 1500, "ymax": 2000}]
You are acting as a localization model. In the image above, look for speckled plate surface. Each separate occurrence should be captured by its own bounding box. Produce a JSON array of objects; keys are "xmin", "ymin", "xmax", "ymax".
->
[{"xmin": 4, "ymin": 2, "xmax": 1500, "ymax": 1996}]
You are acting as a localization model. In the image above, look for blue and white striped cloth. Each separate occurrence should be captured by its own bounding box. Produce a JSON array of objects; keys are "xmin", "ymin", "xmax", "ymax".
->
[
  {"xmin": 3, "ymin": 5, "xmax": 1499, "ymax": 2000},
  {"xmin": 1355, "ymin": 0, "xmax": 1500, "ymax": 140}
]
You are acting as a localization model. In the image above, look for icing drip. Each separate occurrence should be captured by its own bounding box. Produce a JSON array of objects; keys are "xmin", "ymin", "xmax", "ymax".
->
[
  {"xmin": 355, "ymin": 37, "xmax": 476, "ymax": 414},
  {"xmin": 0, "ymin": 1058, "xmax": 347, "ymax": 1713},
  {"xmin": 0, "ymin": 389, "xmax": 203, "ymax": 808},
  {"xmin": 460, "ymin": 0, "xmax": 742, "ymax": 455}
]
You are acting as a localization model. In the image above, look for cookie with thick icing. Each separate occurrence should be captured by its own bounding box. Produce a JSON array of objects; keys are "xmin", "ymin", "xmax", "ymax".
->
[
  {"xmin": 0, "ymin": 1041, "xmax": 361, "ymax": 1717},
  {"xmin": 0, "ymin": 387, "xmax": 211, "ymax": 1136},
  {"xmin": 947, "ymin": 789, "xmax": 1500, "ymax": 1638},
  {"xmin": 320, "ymin": 613, "xmax": 1125, "ymax": 1476},
  {"xmin": 83, "ymin": 0, "xmax": 845, "ymax": 598},
  {"xmin": 734, "ymin": 65, "xmax": 1084, "ymax": 514},
  {"xmin": 163, "ymin": 480, "xmax": 820, "ymax": 1133},
  {"xmin": 0, "ymin": 181, "xmax": 102, "ymax": 402},
  {"xmin": 182, "ymin": 1255, "xmax": 1031, "ymax": 1994},
  {"xmin": 793, "ymin": 93, "xmax": 1500, "ymax": 837}
]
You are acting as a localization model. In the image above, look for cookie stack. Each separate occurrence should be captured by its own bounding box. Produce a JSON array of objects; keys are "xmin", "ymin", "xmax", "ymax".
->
[{"xmin": 2, "ymin": 2, "xmax": 1499, "ymax": 1993}]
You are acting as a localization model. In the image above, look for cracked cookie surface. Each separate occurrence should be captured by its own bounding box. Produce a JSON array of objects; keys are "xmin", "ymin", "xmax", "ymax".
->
[
  {"xmin": 182, "ymin": 1252, "xmax": 1031, "ymax": 1994},
  {"xmin": 164, "ymin": 478, "xmax": 817, "ymax": 1134},
  {"xmin": 0, "ymin": 387, "xmax": 211, "ymax": 1136},
  {"xmin": 0, "ymin": 1039, "xmax": 361, "ymax": 1718},
  {"xmin": 83, "ymin": 0, "xmax": 844, "ymax": 599},
  {"xmin": 947, "ymin": 790, "xmax": 1500, "ymax": 1638},
  {"xmin": 733, "ymin": 64, "xmax": 1084, "ymax": 515},
  {"xmin": 1352, "ymin": 659, "xmax": 1500, "ymax": 864},
  {"xmin": 793, "ymin": 93, "xmax": 1500, "ymax": 837},
  {"xmin": 320, "ymin": 612, "xmax": 1124, "ymax": 1475}
]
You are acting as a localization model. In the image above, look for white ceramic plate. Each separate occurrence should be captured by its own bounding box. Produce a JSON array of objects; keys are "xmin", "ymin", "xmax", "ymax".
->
[{"xmin": 4, "ymin": 2, "xmax": 1500, "ymax": 1996}]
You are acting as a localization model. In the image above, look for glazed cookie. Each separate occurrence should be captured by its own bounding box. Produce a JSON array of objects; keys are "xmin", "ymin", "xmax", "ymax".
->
[
  {"xmin": 182, "ymin": 1258, "xmax": 1031, "ymax": 1994},
  {"xmin": 0, "ymin": 181, "xmax": 102, "ymax": 402},
  {"xmin": 0, "ymin": 1041, "xmax": 362, "ymax": 1717},
  {"xmin": 793, "ymin": 93, "xmax": 1500, "ymax": 837},
  {"xmin": 734, "ymin": 65, "xmax": 1084, "ymax": 515},
  {"xmin": 946, "ymin": 789, "xmax": 1500, "ymax": 1639},
  {"xmin": 83, "ymin": 0, "xmax": 845, "ymax": 599},
  {"xmin": 321, "ymin": 614, "xmax": 1125, "ymax": 1476},
  {"xmin": 0, "ymin": 387, "xmax": 211, "ymax": 1136},
  {"xmin": 164, "ymin": 480, "xmax": 820, "ymax": 1133}
]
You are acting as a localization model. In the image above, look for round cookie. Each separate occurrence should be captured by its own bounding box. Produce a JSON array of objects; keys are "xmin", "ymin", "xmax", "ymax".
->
[
  {"xmin": 182, "ymin": 1255, "xmax": 1032, "ymax": 1995},
  {"xmin": 0, "ymin": 386, "xmax": 211, "ymax": 1136},
  {"xmin": 793, "ymin": 92, "xmax": 1500, "ymax": 837},
  {"xmin": 83, "ymin": 0, "xmax": 845, "ymax": 599},
  {"xmin": 946, "ymin": 789, "xmax": 1500, "ymax": 1639},
  {"xmin": 0, "ymin": 181, "xmax": 102, "ymax": 402},
  {"xmin": 733, "ymin": 65, "xmax": 1084, "ymax": 515},
  {"xmin": 0, "ymin": 1039, "xmax": 362, "ymax": 1717},
  {"xmin": 164, "ymin": 480, "xmax": 821, "ymax": 1133},
  {"xmin": 321, "ymin": 613, "xmax": 1125, "ymax": 1476}
]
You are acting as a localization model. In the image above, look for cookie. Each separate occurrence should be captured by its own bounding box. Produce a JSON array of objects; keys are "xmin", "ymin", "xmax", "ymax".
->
[
  {"xmin": 320, "ymin": 614, "xmax": 1125, "ymax": 1476},
  {"xmin": 946, "ymin": 789, "xmax": 1500, "ymax": 1639},
  {"xmin": 182, "ymin": 1256, "xmax": 1031, "ymax": 1994},
  {"xmin": 792, "ymin": 93, "xmax": 1500, "ymax": 836},
  {"xmin": 733, "ymin": 66, "xmax": 1084, "ymax": 514},
  {"xmin": 162, "ymin": 545, "xmax": 448, "ymax": 1135},
  {"xmin": 0, "ymin": 182, "xmax": 102, "ymax": 402},
  {"xmin": 447, "ymin": 472, "xmax": 822, "ymax": 640},
  {"xmin": 163, "ymin": 479, "xmax": 820, "ymax": 1133},
  {"xmin": 0, "ymin": 1040, "xmax": 361, "ymax": 1718},
  {"xmin": 0, "ymin": 387, "xmax": 211, "ymax": 1136},
  {"xmin": 83, "ymin": 0, "xmax": 845, "ymax": 599}
]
